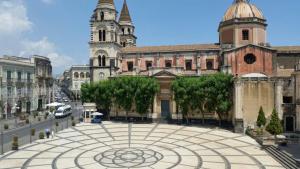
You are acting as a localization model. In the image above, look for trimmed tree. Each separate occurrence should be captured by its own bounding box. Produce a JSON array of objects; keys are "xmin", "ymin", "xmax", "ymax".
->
[
  {"xmin": 95, "ymin": 80, "xmax": 114, "ymax": 120},
  {"xmin": 266, "ymin": 108, "xmax": 283, "ymax": 137},
  {"xmin": 135, "ymin": 77, "xmax": 160, "ymax": 121},
  {"xmin": 171, "ymin": 77, "xmax": 190, "ymax": 124},
  {"xmin": 205, "ymin": 74, "xmax": 234, "ymax": 126},
  {"xmin": 113, "ymin": 77, "xmax": 136, "ymax": 121},
  {"xmin": 80, "ymin": 83, "xmax": 97, "ymax": 103},
  {"xmin": 256, "ymin": 106, "xmax": 266, "ymax": 128}
]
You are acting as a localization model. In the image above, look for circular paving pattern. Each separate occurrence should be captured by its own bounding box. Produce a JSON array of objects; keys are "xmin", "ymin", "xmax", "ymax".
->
[
  {"xmin": 96, "ymin": 148, "xmax": 163, "ymax": 168},
  {"xmin": 0, "ymin": 122, "xmax": 284, "ymax": 169}
]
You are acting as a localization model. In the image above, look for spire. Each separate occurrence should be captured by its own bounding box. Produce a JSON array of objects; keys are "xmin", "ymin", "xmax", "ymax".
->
[
  {"xmin": 235, "ymin": 0, "xmax": 249, "ymax": 3},
  {"xmin": 98, "ymin": 0, "xmax": 115, "ymax": 5},
  {"xmin": 119, "ymin": 0, "xmax": 132, "ymax": 22}
]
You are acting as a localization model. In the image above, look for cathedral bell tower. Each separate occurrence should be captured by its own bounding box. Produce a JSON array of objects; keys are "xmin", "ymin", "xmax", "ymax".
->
[
  {"xmin": 119, "ymin": 0, "xmax": 137, "ymax": 47},
  {"xmin": 89, "ymin": 0, "xmax": 121, "ymax": 82}
]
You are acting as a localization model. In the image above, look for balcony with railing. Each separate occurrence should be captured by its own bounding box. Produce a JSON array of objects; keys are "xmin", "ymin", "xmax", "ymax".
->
[{"xmin": 2, "ymin": 78, "xmax": 15, "ymax": 86}]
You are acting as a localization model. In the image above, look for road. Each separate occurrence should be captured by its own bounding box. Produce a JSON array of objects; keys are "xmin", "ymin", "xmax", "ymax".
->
[{"xmin": 0, "ymin": 102, "xmax": 83, "ymax": 155}]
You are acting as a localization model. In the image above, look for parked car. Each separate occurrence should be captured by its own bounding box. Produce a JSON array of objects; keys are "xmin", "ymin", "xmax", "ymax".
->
[{"xmin": 91, "ymin": 115, "xmax": 102, "ymax": 124}]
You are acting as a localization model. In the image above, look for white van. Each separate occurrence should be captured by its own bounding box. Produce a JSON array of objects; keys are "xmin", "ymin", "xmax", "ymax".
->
[{"xmin": 55, "ymin": 105, "xmax": 72, "ymax": 118}]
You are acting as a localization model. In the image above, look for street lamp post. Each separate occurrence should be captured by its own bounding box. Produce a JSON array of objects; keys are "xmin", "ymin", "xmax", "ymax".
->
[
  {"xmin": 1, "ymin": 122, "xmax": 3, "ymax": 155},
  {"xmin": 29, "ymin": 120, "xmax": 32, "ymax": 144}
]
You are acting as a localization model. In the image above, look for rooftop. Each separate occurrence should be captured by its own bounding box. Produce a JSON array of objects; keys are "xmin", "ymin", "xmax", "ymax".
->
[
  {"xmin": 273, "ymin": 46, "xmax": 300, "ymax": 53},
  {"xmin": 122, "ymin": 44, "xmax": 220, "ymax": 54}
]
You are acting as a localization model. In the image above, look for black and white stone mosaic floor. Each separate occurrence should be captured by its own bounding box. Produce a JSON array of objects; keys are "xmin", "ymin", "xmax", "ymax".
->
[{"xmin": 0, "ymin": 122, "xmax": 284, "ymax": 169}]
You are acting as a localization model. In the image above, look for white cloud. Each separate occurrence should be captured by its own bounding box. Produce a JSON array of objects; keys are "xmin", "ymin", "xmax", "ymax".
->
[
  {"xmin": 20, "ymin": 37, "xmax": 76, "ymax": 68},
  {"xmin": 0, "ymin": 0, "xmax": 32, "ymax": 35},
  {"xmin": 0, "ymin": 0, "xmax": 74, "ymax": 74}
]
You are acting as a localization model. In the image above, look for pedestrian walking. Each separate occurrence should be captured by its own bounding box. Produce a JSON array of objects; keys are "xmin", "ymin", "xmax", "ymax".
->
[
  {"xmin": 51, "ymin": 130, "xmax": 54, "ymax": 139},
  {"xmin": 45, "ymin": 128, "xmax": 50, "ymax": 139}
]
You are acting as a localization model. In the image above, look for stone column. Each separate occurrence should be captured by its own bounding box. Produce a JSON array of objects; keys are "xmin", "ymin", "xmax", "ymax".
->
[
  {"xmin": 152, "ymin": 95, "xmax": 158, "ymax": 121},
  {"xmin": 296, "ymin": 106, "xmax": 300, "ymax": 132},
  {"xmin": 197, "ymin": 55, "xmax": 201, "ymax": 76},
  {"xmin": 275, "ymin": 80, "xmax": 284, "ymax": 120},
  {"xmin": 233, "ymin": 79, "xmax": 244, "ymax": 133},
  {"xmin": 294, "ymin": 70, "xmax": 300, "ymax": 132}
]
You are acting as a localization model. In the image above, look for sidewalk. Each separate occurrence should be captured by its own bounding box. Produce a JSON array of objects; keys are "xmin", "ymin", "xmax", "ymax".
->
[{"xmin": 0, "ymin": 111, "xmax": 50, "ymax": 131}]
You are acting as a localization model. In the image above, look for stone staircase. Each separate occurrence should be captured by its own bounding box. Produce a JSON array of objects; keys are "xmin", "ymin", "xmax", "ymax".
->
[{"xmin": 265, "ymin": 146, "xmax": 299, "ymax": 169}]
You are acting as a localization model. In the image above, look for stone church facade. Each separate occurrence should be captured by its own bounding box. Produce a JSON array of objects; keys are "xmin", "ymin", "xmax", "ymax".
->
[{"xmin": 89, "ymin": 0, "xmax": 300, "ymax": 133}]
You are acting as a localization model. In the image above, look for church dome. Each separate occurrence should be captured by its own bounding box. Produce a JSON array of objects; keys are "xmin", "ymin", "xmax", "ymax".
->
[{"xmin": 223, "ymin": 0, "xmax": 264, "ymax": 22}]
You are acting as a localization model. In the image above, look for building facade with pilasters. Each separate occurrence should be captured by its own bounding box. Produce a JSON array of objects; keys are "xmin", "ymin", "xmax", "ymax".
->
[{"xmin": 89, "ymin": 0, "xmax": 300, "ymax": 133}]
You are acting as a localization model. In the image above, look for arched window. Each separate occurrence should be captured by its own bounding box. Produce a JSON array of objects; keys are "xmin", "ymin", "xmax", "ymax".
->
[
  {"xmin": 89, "ymin": 59, "xmax": 93, "ymax": 66},
  {"xmin": 100, "ymin": 12, "xmax": 104, "ymax": 21},
  {"xmin": 103, "ymin": 30, "xmax": 106, "ymax": 41},
  {"xmin": 122, "ymin": 28, "xmax": 125, "ymax": 35},
  {"xmin": 80, "ymin": 72, "xmax": 85, "ymax": 79},
  {"xmin": 146, "ymin": 61, "xmax": 152, "ymax": 70},
  {"xmin": 128, "ymin": 28, "xmax": 131, "ymax": 35},
  {"xmin": 86, "ymin": 72, "xmax": 90, "ymax": 78},
  {"xmin": 127, "ymin": 62, "xmax": 134, "ymax": 72},
  {"xmin": 165, "ymin": 60, "xmax": 172, "ymax": 68},
  {"xmin": 185, "ymin": 60, "xmax": 192, "ymax": 70},
  {"xmin": 102, "ymin": 55, "xmax": 106, "ymax": 67},
  {"xmin": 98, "ymin": 56, "xmax": 102, "ymax": 66},
  {"xmin": 99, "ymin": 72, "xmax": 105, "ymax": 79},
  {"xmin": 242, "ymin": 30, "xmax": 249, "ymax": 40},
  {"xmin": 244, "ymin": 54, "xmax": 256, "ymax": 64},
  {"xmin": 206, "ymin": 60, "xmax": 213, "ymax": 70},
  {"xmin": 74, "ymin": 72, "xmax": 79, "ymax": 79},
  {"xmin": 99, "ymin": 30, "xmax": 102, "ymax": 41}
]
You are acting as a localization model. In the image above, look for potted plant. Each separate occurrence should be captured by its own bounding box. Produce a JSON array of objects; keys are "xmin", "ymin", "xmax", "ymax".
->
[
  {"xmin": 31, "ymin": 129, "xmax": 35, "ymax": 136},
  {"xmin": 33, "ymin": 112, "xmax": 38, "ymax": 119},
  {"xmin": 12, "ymin": 136, "xmax": 18, "ymax": 150},
  {"xmin": 39, "ymin": 132, "xmax": 45, "ymax": 139},
  {"xmin": 266, "ymin": 109, "xmax": 284, "ymax": 144},
  {"xmin": 4, "ymin": 124, "xmax": 9, "ymax": 130}
]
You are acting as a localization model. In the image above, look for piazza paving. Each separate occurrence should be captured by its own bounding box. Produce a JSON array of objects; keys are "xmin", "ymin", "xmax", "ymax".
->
[{"xmin": 0, "ymin": 122, "xmax": 284, "ymax": 169}]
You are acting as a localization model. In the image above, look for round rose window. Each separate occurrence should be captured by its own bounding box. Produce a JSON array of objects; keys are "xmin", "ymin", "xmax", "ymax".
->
[{"xmin": 244, "ymin": 54, "xmax": 256, "ymax": 64}]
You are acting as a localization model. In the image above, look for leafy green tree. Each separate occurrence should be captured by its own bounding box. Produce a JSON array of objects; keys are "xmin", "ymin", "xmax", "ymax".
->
[
  {"xmin": 205, "ymin": 73, "xmax": 234, "ymax": 126},
  {"xmin": 189, "ymin": 76, "xmax": 208, "ymax": 124},
  {"xmin": 256, "ymin": 106, "xmax": 266, "ymax": 128},
  {"xmin": 266, "ymin": 108, "xmax": 283, "ymax": 136},
  {"xmin": 95, "ymin": 80, "xmax": 114, "ymax": 119},
  {"xmin": 135, "ymin": 78, "xmax": 159, "ymax": 120},
  {"xmin": 113, "ymin": 77, "xmax": 136, "ymax": 121},
  {"xmin": 171, "ymin": 77, "xmax": 191, "ymax": 124},
  {"xmin": 171, "ymin": 74, "xmax": 233, "ymax": 125},
  {"xmin": 80, "ymin": 83, "xmax": 97, "ymax": 103}
]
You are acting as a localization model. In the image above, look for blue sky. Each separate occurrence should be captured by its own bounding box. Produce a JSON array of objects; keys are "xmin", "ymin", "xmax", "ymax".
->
[{"xmin": 0, "ymin": 0, "xmax": 300, "ymax": 75}]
